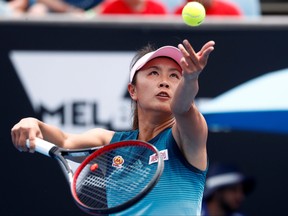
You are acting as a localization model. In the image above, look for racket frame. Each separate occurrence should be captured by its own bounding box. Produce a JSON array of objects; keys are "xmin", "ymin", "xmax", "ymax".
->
[
  {"xmin": 26, "ymin": 138, "xmax": 100, "ymax": 183},
  {"xmin": 71, "ymin": 140, "xmax": 164, "ymax": 215},
  {"xmin": 26, "ymin": 138, "xmax": 164, "ymax": 215}
]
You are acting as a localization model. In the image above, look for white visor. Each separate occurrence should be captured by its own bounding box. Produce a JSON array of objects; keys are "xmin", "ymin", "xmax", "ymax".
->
[{"xmin": 129, "ymin": 46, "xmax": 183, "ymax": 82}]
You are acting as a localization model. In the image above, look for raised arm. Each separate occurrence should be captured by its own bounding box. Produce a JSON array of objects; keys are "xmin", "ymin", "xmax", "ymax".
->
[{"xmin": 171, "ymin": 39, "xmax": 215, "ymax": 170}]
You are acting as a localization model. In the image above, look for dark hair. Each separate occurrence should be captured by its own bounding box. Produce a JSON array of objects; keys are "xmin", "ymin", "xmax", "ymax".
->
[{"xmin": 130, "ymin": 43, "xmax": 156, "ymax": 130}]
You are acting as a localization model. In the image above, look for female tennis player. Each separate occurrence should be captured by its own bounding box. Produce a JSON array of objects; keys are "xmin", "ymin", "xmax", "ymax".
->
[{"xmin": 11, "ymin": 38, "xmax": 215, "ymax": 215}]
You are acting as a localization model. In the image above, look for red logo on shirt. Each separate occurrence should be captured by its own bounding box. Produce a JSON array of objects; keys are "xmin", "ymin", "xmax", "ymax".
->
[{"xmin": 149, "ymin": 149, "xmax": 168, "ymax": 164}]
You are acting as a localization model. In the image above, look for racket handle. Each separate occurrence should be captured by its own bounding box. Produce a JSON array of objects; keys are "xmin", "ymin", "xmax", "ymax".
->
[{"xmin": 26, "ymin": 138, "xmax": 56, "ymax": 157}]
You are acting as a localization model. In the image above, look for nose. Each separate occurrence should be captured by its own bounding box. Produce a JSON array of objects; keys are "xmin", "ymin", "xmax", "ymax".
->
[{"xmin": 159, "ymin": 82, "xmax": 169, "ymax": 88}]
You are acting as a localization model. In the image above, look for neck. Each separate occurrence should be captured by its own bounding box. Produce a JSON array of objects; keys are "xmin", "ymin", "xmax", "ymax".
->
[{"xmin": 137, "ymin": 116, "xmax": 175, "ymax": 141}]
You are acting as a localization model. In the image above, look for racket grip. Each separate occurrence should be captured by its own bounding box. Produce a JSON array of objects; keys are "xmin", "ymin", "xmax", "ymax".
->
[{"xmin": 26, "ymin": 138, "xmax": 56, "ymax": 157}]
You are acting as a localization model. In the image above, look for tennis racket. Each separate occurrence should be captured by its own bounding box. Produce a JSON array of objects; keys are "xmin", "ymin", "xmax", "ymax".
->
[{"xmin": 26, "ymin": 138, "xmax": 164, "ymax": 215}]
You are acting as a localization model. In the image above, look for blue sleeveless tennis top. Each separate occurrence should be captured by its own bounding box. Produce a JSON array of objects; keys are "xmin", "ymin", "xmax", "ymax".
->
[{"xmin": 109, "ymin": 128, "xmax": 207, "ymax": 216}]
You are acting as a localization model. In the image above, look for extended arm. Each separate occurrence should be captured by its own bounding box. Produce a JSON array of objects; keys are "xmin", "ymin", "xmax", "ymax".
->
[
  {"xmin": 171, "ymin": 39, "xmax": 215, "ymax": 170},
  {"xmin": 11, "ymin": 117, "xmax": 114, "ymax": 153}
]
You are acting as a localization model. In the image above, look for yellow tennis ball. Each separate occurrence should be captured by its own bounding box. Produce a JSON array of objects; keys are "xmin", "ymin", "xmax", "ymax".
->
[{"xmin": 182, "ymin": 2, "xmax": 206, "ymax": 27}]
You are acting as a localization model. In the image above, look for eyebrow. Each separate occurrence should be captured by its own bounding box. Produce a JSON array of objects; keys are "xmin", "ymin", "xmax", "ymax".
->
[{"xmin": 144, "ymin": 65, "xmax": 181, "ymax": 73}]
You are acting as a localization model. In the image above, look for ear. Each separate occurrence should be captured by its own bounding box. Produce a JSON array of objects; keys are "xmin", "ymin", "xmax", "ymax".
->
[{"xmin": 128, "ymin": 83, "xmax": 137, "ymax": 100}]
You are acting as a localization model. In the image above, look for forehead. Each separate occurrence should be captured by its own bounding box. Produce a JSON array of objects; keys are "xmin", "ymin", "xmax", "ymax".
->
[{"xmin": 140, "ymin": 56, "xmax": 181, "ymax": 70}]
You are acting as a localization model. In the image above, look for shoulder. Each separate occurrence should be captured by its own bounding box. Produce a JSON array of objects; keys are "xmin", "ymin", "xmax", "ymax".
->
[{"xmin": 110, "ymin": 130, "xmax": 138, "ymax": 143}]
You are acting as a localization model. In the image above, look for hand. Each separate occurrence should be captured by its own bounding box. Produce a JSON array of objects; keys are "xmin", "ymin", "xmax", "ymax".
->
[
  {"xmin": 11, "ymin": 117, "xmax": 43, "ymax": 153},
  {"xmin": 178, "ymin": 39, "xmax": 215, "ymax": 80}
]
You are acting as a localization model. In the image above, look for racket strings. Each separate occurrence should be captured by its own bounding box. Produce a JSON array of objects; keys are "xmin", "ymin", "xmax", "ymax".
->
[
  {"xmin": 75, "ymin": 146, "xmax": 158, "ymax": 209},
  {"xmin": 78, "ymin": 185, "xmax": 108, "ymax": 207},
  {"xmin": 77, "ymin": 155, "xmax": 110, "ymax": 208}
]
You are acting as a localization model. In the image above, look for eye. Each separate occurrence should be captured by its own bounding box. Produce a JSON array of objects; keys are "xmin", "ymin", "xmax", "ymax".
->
[
  {"xmin": 149, "ymin": 71, "xmax": 159, "ymax": 76},
  {"xmin": 170, "ymin": 73, "xmax": 180, "ymax": 79}
]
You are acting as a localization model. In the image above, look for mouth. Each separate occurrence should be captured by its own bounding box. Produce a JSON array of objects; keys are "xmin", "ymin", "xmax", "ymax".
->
[{"xmin": 156, "ymin": 91, "xmax": 170, "ymax": 98}]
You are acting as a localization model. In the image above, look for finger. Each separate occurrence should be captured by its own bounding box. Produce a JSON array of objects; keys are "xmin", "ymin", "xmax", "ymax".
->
[
  {"xmin": 182, "ymin": 40, "xmax": 199, "ymax": 65},
  {"xmin": 11, "ymin": 125, "xmax": 23, "ymax": 152},
  {"xmin": 178, "ymin": 44, "xmax": 198, "ymax": 72},
  {"xmin": 198, "ymin": 41, "xmax": 215, "ymax": 58},
  {"xmin": 199, "ymin": 47, "xmax": 215, "ymax": 66},
  {"xmin": 18, "ymin": 130, "xmax": 29, "ymax": 152},
  {"xmin": 201, "ymin": 41, "xmax": 215, "ymax": 52},
  {"xmin": 183, "ymin": 39, "xmax": 197, "ymax": 56},
  {"xmin": 27, "ymin": 130, "xmax": 38, "ymax": 153}
]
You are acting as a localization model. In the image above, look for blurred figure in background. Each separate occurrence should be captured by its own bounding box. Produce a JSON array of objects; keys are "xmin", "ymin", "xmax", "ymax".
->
[
  {"xmin": 201, "ymin": 163, "xmax": 255, "ymax": 216},
  {"xmin": 225, "ymin": 0, "xmax": 261, "ymax": 17},
  {"xmin": 174, "ymin": 0, "xmax": 242, "ymax": 16},
  {"xmin": 0, "ymin": 0, "xmax": 46, "ymax": 15},
  {"xmin": 0, "ymin": 0, "xmax": 24, "ymax": 15},
  {"xmin": 159, "ymin": 0, "xmax": 184, "ymax": 13},
  {"xmin": 98, "ymin": 0, "xmax": 168, "ymax": 15},
  {"xmin": 33, "ymin": 0, "xmax": 103, "ymax": 14}
]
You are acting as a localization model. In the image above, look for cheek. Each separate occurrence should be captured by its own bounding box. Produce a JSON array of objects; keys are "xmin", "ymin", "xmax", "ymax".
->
[
  {"xmin": 137, "ymin": 79, "xmax": 154, "ymax": 91},
  {"xmin": 135, "ymin": 83, "xmax": 153, "ymax": 100}
]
